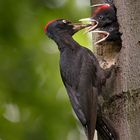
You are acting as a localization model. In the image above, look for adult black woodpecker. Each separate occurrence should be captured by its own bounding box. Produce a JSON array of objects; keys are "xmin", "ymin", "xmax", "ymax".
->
[
  {"xmin": 44, "ymin": 19, "xmax": 103, "ymax": 140},
  {"xmin": 44, "ymin": 19, "xmax": 118, "ymax": 140}
]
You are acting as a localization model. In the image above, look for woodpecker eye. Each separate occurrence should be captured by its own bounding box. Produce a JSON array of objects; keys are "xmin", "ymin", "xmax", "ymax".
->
[
  {"xmin": 62, "ymin": 20, "xmax": 67, "ymax": 24},
  {"xmin": 109, "ymin": 27, "xmax": 114, "ymax": 32},
  {"xmin": 99, "ymin": 15, "xmax": 103, "ymax": 20}
]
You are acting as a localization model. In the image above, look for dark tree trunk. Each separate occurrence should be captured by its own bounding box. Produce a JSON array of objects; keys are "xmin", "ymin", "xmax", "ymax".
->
[{"xmin": 90, "ymin": 0, "xmax": 140, "ymax": 140}]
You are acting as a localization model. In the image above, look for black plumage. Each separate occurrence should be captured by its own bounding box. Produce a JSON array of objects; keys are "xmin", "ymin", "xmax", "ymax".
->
[
  {"xmin": 79, "ymin": 1, "xmax": 121, "ymax": 44},
  {"xmin": 101, "ymin": 22, "xmax": 122, "ymax": 42},
  {"xmin": 92, "ymin": 22, "xmax": 122, "ymax": 45},
  {"xmin": 79, "ymin": 3, "xmax": 116, "ymax": 31},
  {"xmin": 44, "ymin": 19, "xmax": 118, "ymax": 140},
  {"xmin": 92, "ymin": 4, "xmax": 116, "ymax": 29}
]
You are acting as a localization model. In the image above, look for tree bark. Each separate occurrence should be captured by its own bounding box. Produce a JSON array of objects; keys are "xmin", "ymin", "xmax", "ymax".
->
[{"xmin": 90, "ymin": 0, "xmax": 140, "ymax": 140}]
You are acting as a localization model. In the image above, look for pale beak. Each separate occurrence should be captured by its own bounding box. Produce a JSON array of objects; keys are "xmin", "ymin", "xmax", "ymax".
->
[
  {"xmin": 79, "ymin": 18, "xmax": 98, "ymax": 32},
  {"xmin": 91, "ymin": 30, "xmax": 109, "ymax": 45},
  {"xmin": 91, "ymin": 3, "xmax": 110, "ymax": 8},
  {"xmin": 70, "ymin": 23, "xmax": 91, "ymax": 34}
]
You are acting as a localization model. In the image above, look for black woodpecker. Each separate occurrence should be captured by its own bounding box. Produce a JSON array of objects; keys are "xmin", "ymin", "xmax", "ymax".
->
[
  {"xmin": 91, "ymin": 22, "xmax": 122, "ymax": 45},
  {"xmin": 79, "ymin": 3, "xmax": 116, "ymax": 31},
  {"xmin": 44, "ymin": 19, "xmax": 118, "ymax": 140},
  {"xmin": 79, "ymin": 1, "xmax": 121, "ymax": 44}
]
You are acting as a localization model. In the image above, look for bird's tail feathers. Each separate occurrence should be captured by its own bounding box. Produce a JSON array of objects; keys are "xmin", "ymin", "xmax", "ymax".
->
[{"xmin": 96, "ymin": 116, "xmax": 119, "ymax": 140}]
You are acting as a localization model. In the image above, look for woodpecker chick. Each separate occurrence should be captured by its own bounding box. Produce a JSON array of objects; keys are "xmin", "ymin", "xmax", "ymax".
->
[
  {"xmin": 79, "ymin": 4, "xmax": 116, "ymax": 32},
  {"xmin": 92, "ymin": 22, "xmax": 122, "ymax": 45},
  {"xmin": 79, "ymin": 2, "xmax": 121, "ymax": 44}
]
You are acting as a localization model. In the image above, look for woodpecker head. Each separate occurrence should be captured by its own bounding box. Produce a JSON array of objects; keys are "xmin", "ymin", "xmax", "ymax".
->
[
  {"xmin": 44, "ymin": 19, "xmax": 89, "ymax": 39},
  {"xmin": 91, "ymin": 22, "xmax": 121, "ymax": 45},
  {"xmin": 79, "ymin": 3, "xmax": 116, "ymax": 32}
]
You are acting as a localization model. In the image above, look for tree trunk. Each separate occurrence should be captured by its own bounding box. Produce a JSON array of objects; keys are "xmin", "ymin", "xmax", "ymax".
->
[{"xmin": 90, "ymin": 0, "xmax": 140, "ymax": 140}]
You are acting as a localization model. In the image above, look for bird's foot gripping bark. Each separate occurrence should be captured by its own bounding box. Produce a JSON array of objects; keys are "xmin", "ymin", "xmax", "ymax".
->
[
  {"xmin": 104, "ymin": 63, "xmax": 120, "ymax": 79},
  {"xmin": 100, "ymin": 64, "xmax": 118, "ymax": 87},
  {"xmin": 98, "ymin": 64, "xmax": 119, "ymax": 101}
]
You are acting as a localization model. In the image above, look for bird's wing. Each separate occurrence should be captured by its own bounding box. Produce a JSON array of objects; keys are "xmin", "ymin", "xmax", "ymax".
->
[
  {"xmin": 77, "ymin": 52, "xmax": 98, "ymax": 140},
  {"xmin": 60, "ymin": 49, "xmax": 98, "ymax": 140},
  {"xmin": 60, "ymin": 65, "xmax": 87, "ymax": 126},
  {"xmin": 65, "ymin": 83, "xmax": 87, "ymax": 126}
]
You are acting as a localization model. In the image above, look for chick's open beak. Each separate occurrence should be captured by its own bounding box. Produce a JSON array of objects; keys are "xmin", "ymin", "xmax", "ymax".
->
[
  {"xmin": 91, "ymin": 30, "xmax": 110, "ymax": 45},
  {"xmin": 79, "ymin": 18, "xmax": 98, "ymax": 32},
  {"xmin": 91, "ymin": 3, "xmax": 110, "ymax": 8}
]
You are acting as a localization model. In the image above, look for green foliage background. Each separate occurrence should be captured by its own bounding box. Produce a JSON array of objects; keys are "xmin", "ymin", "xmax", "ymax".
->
[{"xmin": 0, "ymin": 0, "xmax": 91, "ymax": 139}]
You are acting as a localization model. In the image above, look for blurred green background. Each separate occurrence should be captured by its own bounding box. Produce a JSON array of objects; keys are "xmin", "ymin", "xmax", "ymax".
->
[{"xmin": 0, "ymin": 0, "xmax": 92, "ymax": 139}]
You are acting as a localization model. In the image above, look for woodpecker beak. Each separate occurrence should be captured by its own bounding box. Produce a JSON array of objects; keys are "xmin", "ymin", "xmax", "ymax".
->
[
  {"xmin": 91, "ymin": 3, "xmax": 110, "ymax": 7},
  {"xmin": 91, "ymin": 30, "xmax": 109, "ymax": 45},
  {"xmin": 70, "ymin": 23, "xmax": 91, "ymax": 33},
  {"xmin": 79, "ymin": 18, "xmax": 98, "ymax": 32}
]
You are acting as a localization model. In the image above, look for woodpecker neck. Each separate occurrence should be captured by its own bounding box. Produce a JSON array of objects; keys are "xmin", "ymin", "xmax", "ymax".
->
[{"xmin": 52, "ymin": 32, "xmax": 79, "ymax": 51}]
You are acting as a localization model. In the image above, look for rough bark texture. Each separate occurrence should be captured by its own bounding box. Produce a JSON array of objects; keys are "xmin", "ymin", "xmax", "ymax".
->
[{"xmin": 90, "ymin": 0, "xmax": 140, "ymax": 140}]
